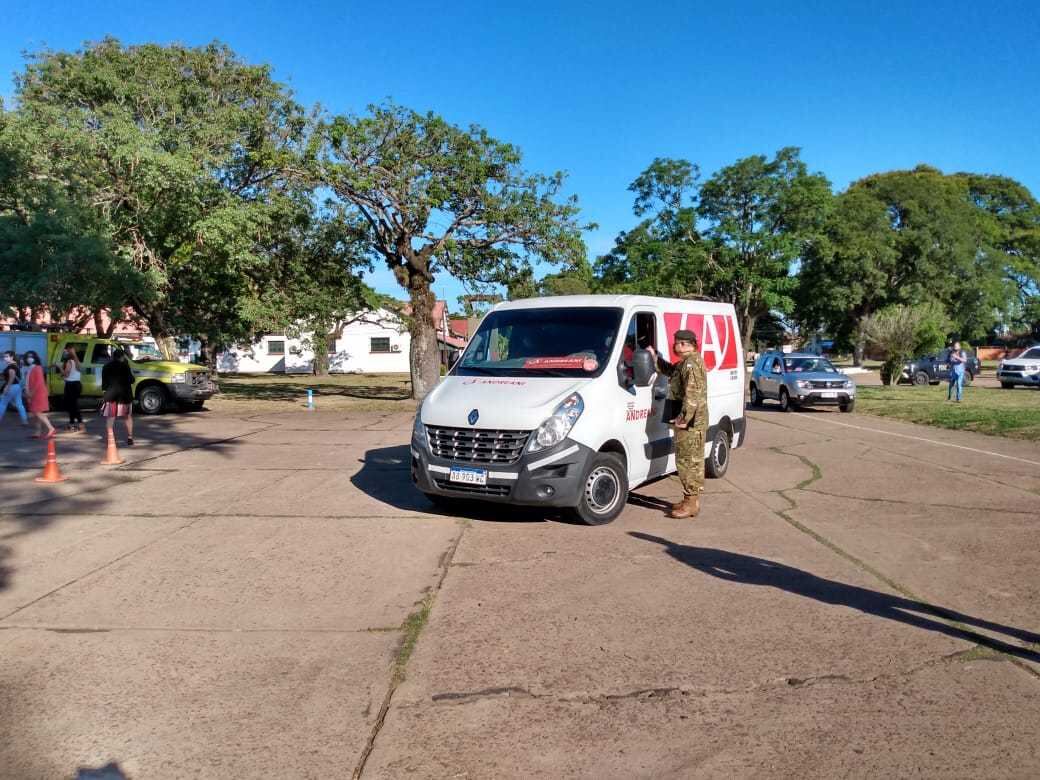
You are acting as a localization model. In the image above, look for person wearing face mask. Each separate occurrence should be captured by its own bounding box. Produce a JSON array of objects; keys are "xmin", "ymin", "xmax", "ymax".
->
[
  {"xmin": 23, "ymin": 350, "xmax": 55, "ymax": 439},
  {"xmin": 0, "ymin": 351, "xmax": 29, "ymax": 427}
]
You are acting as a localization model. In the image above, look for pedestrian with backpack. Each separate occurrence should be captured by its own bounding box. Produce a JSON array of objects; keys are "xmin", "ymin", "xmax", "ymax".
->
[{"xmin": 0, "ymin": 351, "xmax": 29, "ymax": 428}]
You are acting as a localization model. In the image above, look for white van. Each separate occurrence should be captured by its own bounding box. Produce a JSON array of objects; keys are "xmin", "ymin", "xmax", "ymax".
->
[{"xmin": 410, "ymin": 295, "xmax": 746, "ymax": 524}]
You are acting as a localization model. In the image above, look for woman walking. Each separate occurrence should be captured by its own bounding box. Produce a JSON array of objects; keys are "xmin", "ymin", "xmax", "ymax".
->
[
  {"xmin": 101, "ymin": 348, "xmax": 136, "ymax": 445},
  {"xmin": 23, "ymin": 350, "xmax": 56, "ymax": 439},
  {"xmin": 0, "ymin": 350, "xmax": 29, "ymax": 428},
  {"xmin": 60, "ymin": 345, "xmax": 85, "ymax": 432}
]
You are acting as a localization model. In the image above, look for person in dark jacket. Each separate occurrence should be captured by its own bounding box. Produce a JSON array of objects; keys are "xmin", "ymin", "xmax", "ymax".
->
[{"xmin": 101, "ymin": 348, "xmax": 136, "ymax": 445}]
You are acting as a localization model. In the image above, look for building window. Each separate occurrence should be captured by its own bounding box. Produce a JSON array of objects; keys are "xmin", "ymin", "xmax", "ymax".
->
[
  {"xmin": 370, "ymin": 337, "xmax": 391, "ymax": 353},
  {"xmin": 268, "ymin": 340, "xmax": 285, "ymax": 356}
]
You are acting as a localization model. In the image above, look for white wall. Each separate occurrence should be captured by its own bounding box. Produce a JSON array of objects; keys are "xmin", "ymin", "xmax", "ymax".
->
[{"xmin": 217, "ymin": 310, "xmax": 411, "ymax": 374}]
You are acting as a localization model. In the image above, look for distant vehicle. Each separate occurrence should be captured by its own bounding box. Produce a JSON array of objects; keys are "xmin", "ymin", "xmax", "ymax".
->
[
  {"xmin": 899, "ymin": 348, "xmax": 981, "ymax": 386},
  {"xmin": 996, "ymin": 346, "xmax": 1040, "ymax": 389},
  {"xmin": 0, "ymin": 331, "xmax": 216, "ymax": 414},
  {"xmin": 749, "ymin": 351, "xmax": 856, "ymax": 412}
]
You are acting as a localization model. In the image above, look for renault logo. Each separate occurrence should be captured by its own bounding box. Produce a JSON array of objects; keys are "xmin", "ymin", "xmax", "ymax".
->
[{"xmin": 468, "ymin": 409, "xmax": 480, "ymax": 426}]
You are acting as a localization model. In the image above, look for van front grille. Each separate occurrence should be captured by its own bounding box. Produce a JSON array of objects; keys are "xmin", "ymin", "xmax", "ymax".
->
[
  {"xmin": 810, "ymin": 380, "xmax": 845, "ymax": 389},
  {"xmin": 433, "ymin": 478, "xmax": 512, "ymax": 497},
  {"xmin": 426, "ymin": 426, "xmax": 531, "ymax": 465}
]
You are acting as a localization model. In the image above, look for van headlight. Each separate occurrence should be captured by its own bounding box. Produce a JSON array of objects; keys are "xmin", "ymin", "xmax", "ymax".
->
[
  {"xmin": 170, "ymin": 373, "xmax": 186, "ymax": 384},
  {"xmin": 529, "ymin": 393, "xmax": 584, "ymax": 453},
  {"xmin": 412, "ymin": 412, "xmax": 428, "ymax": 449},
  {"xmin": 843, "ymin": 380, "xmax": 854, "ymax": 389},
  {"xmin": 795, "ymin": 380, "xmax": 812, "ymax": 390}
]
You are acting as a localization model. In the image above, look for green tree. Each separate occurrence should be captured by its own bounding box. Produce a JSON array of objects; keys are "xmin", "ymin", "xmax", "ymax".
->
[
  {"xmin": 697, "ymin": 147, "xmax": 832, "ymax": 346},
  {"xmin": 320, "ymin": 103, "xmax": 589, "ymax": 398},
  {"xmin": 594, "ymin": 157, "xmax": 713, "ymax": 297},
  {"xmin": 796, "ymin": 166, "xmax": 1040, "ymax": 360},
  {"xmin": 860, "ymin": 302, "xmax": 951, "ymax": 385},
  {"xmin": 9, "ymin": 39, "xmax": 313, "ymax": 355}
]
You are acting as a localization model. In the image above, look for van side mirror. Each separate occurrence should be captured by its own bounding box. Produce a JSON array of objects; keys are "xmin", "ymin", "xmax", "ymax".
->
[{"xmin": 632, "ymin": 349, "xmax": 655, "ymax": 387}]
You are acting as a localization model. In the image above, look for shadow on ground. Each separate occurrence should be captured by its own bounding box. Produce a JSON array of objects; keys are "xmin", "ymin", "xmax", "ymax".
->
[
  {"xmin": 631, "ymin": 532, "xmax": 1040, "ymax": 662},
  {"xmin": 0, "ymin": 413, "xmax": 251, "ymax": 595},
  {"xmin": 353, "ymin": 445, "xmax": 580, "ymax": 523},
  {"xmin": 217, "ymin": 378, "xmax": 411, "ymax": 402}
]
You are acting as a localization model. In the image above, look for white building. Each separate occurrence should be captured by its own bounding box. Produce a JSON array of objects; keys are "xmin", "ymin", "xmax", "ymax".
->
[{"xmin": 216, "ymin": 302, "xmax": 466, "ymax": 374}]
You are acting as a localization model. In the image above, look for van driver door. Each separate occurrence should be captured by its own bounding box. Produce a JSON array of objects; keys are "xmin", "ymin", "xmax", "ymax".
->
[{"xmin": 619, "ymin": 310, "xmax": 672, "ymax": 484}]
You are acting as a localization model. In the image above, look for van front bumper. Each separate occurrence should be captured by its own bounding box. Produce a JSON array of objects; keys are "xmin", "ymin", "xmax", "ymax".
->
[{"xmin": 410, "ymin": 433, "xmax": 595, "ymax": 508}]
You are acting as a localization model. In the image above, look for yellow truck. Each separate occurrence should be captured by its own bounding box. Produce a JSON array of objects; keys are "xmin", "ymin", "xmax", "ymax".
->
[{"xmin": 0, "ymin": 331, "xmax": 217, "ymax": 414}]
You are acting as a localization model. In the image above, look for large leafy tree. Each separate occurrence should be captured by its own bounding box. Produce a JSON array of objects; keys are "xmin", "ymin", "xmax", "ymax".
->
[
  {"xmin": 796, "ymin": 166, "xmax": 1040, "ymax": 359},
  {"xmin": 595, "ymin": 150, "xmax": 831, "ymax": 346},
  {"xmin": 8, "ymin": 39, "xmax": 313, "ymax": 355},
  {"xmin": 697, "ymin": 147, "xmax": 832, "ymax": 345},
  {"xmin": 594, "ymin": 157, "xmax": 713, "ymax": 297},
  {"xmin": 0, "ymin": 105, "xmax": 137, "ymax": 327},
  {"xmin": 320, "ymin": 103, "xmax": 589, "ymax": 399}
]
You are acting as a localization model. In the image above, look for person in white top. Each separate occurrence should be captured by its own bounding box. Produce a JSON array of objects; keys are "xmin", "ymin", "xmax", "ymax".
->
[{"xmin": 59, "ymin": 345, "xmax": 85, "ymax": 433}]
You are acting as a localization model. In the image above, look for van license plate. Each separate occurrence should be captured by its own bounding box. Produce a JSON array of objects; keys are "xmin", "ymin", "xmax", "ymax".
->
[
  {"xmin": 820, "ymin": 391, "xmax": 838, "ymax": 398},
  {"xmin": 450, "ymin": 466, "xmax": 487, "ymax": 486}
]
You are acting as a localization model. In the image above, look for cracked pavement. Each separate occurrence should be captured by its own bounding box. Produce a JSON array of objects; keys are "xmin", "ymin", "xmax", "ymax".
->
[{"xmin": 1, "ymin": 405, "xmax": 1038, "ymax": 777}]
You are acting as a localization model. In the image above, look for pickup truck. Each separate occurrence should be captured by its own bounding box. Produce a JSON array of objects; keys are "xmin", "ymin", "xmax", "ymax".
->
[
  {"xmin": 899, "ymin": 348, "xmax": 981, "ymax": 386},
  {"xmin": 0, "ymin": 331, "xmax": 217, "ymax": 414}
]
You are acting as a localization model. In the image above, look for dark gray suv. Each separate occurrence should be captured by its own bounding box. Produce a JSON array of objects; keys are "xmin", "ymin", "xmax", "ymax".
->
[{"xmin": 749, "ymin": 351, "xmax": 856, "ymax": 412}]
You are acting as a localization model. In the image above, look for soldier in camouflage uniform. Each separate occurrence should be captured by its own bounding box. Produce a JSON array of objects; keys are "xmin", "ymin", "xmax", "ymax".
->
[{"xmin": 665, "ymin": 329, "xmax": 708, "ymax": 518}]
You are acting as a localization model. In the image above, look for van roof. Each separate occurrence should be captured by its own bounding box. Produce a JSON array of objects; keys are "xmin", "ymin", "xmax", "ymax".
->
[{"xmin": 495, "ymin": 294, "xmax": 735, "ymax": 312}]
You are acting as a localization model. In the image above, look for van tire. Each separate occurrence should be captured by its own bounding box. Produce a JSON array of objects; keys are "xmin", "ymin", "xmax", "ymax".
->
[
  {"xmin": 840, "ymin": 399, "xmax": 855, "ymax": 413},
  {"xmin": 137, "ymin": 384, "xmax": 168, "ymax": 415},
  {"xmin": 568, "ymin": 452, "xmax": 628, "ymax": 526},
  {"xmin": 913, "ymin": 371, "xmax": 930, "ymax": 386},
  {"xmin": 779, "ymin": 388, "xmax": 794, "ymax": 412},
  {"xmin": 706, "ymin": 428, "xmax": 730, "ymax": 479},
  {"xmin": 1000, "ymin": 382, "xmax": 1014, "ymax": 389}
]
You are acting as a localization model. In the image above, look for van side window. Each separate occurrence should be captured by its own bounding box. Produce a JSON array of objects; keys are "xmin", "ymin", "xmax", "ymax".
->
[
  {"xmin": 621, "ymin": 312, "xmax": 659, "ymax": 370},
  {"xmin": 66, "ymin": 342, "xmax": 88, "ymax": 362},
  {"xmin": 771, "ymin": 357, "xmax": 783, "ymax": 373},
  {"xmin": 90, "ymin": 344, "xmax": 112, "ymax": 364}
]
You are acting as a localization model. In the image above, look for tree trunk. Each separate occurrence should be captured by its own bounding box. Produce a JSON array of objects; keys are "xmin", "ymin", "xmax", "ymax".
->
[
  {"xmin": 408, "ymin": 276, "xmax": 440, "ymax": 400},
  {"xmin": 853, "ymin": 341, "xmax": 865, "ymax": 367},
  {"xmin": 742, "ymin": 313, "xmax": 758, "ymax": 351},
  {"xmin": 311, "ymin": 332, "xmax": 330, "ymax": 376}
]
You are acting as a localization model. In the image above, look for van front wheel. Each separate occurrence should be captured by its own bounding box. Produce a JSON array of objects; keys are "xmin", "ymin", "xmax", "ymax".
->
[{"xmin": 568, "ymin": 452, "xmax": 628, "ymax": 526}]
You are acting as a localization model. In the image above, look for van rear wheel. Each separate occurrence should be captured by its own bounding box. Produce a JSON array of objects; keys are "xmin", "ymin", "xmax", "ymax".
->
[
  {"xmin": 706, "ymin": 428, "xmax": 730, "ymax": 479},
  {"xmin": 568, "ymin": 452, "xmax": 628, "ymax": 526}
]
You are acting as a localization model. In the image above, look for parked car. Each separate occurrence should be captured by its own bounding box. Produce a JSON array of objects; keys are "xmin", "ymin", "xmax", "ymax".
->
[
  {"xmin": 749, "ymin": 351, "xmax": 856, "ymax": 412},
  {"xmin": 899, "ymin": 348, "xmax": 981, "ymax": 386},
  {"xmin": 997, "ymin": 345, "xmax": 1040, "ymax": 389}
]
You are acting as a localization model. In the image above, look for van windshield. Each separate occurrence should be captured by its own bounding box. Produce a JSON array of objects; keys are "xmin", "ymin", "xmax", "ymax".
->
[{"xmin": 457, "ymin": 307, "xmax": 623, "ymax": 378}]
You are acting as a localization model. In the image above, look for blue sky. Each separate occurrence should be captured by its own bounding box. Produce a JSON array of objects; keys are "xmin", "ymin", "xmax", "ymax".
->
[{"xmin": 3, "ymin": 0, "xmax": 1038, "ymax": 311}]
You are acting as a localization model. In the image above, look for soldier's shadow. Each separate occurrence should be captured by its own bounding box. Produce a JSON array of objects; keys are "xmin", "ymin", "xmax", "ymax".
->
[{"xmin": 630, "ymin": 532, "xmax": 1040, "ymax": 662}]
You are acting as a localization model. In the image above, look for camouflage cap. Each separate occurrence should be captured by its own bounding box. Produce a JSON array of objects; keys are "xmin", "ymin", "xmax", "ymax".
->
[{"xmin": 673, "ymin": 329, "xmax": 698, "ymax": 344}]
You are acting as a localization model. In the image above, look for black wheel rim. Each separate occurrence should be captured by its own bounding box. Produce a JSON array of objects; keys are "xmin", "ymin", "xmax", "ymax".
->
[{"xmin": 714, "ymin": 436, "xmax": 728, "ymax": 470}]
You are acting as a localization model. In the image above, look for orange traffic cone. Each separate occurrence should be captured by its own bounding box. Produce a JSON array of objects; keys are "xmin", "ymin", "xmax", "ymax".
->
[
  {"xmin": 35, "ymin": 438, "xmax": 68, "ymax": 483},
  {"xmin": 100, "ymin": 429, "xmax": 125, "ymax": 466}
]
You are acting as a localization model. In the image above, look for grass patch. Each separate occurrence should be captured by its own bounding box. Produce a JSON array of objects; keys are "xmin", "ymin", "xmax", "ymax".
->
[
  {"xmin": 394, "ymin": 594, "xmax": 434, "ymax": 684},
  {"xmin": 208, "ymin": 372, "xmax": 416, "ymax": 413},
  {"xmin": 855, "ymin": 384, "xmax": 1040, "ymax": 441}
]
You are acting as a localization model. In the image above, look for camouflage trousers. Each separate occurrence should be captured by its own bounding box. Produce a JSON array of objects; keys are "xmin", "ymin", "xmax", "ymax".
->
[{"xmin": 674, "ymin": 425, "xmax": 706, "ymax": 497}]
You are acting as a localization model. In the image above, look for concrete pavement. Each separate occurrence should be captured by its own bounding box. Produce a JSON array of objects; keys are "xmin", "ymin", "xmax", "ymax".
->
[{"xmin": 0, "ymin": 405, "xmax": 1037, "ymax": 778}]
